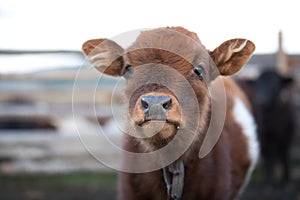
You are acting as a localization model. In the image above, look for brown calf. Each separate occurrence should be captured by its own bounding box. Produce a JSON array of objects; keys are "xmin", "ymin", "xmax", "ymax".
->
[{"xmin": 82, "ymin": 27, "xmax": 259, "ymax": 200}]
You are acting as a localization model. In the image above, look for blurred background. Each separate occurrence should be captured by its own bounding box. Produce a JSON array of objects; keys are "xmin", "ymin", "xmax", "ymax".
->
[{"xmin": 0, "ymin": 0, "xmax": 300, "ymax": 199}]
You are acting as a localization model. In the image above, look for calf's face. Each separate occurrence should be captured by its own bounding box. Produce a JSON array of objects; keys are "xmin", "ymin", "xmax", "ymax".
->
[{"xmin": 82, "ymin": 27, "xmax": 255, "ymax": 150}]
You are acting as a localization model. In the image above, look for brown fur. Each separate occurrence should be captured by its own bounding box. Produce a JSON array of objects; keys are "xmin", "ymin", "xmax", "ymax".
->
[
  {"xmin": 82, "ymin": 26, "xmax": 257, "ymax": 200},
  {"xmin": 125, "ymin": 27, "xmax": 204, "ymax": 74},
  {"xmin": 118, "ymin": 77, "xmax": 251, "ymax": 200}
]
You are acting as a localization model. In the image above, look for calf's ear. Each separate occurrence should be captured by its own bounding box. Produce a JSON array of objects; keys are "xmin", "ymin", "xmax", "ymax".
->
[
  {"xmin": 210, "ymin": 39, "xmax": 255, "ymax": 76},
  {"xmin": 82, "ymin": 39, "xmax": 124, "ymax": 76}
]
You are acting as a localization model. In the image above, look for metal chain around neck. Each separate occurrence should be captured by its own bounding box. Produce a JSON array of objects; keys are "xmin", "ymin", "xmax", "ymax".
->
[{"xmin": 163, "ymin": 160, "xmax": 185, "ymax": 200}]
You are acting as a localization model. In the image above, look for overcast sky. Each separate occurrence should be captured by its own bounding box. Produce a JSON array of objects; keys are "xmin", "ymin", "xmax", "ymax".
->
[{"xmin": 0, "ymin": 0, "xmax": 299, "ymax": 54}]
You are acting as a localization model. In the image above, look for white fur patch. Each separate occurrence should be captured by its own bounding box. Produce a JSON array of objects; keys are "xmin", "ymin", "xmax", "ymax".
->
[
  {"xmin": 89, "ymin": 52, "xmax": 111, "ymax": 67},
  {"xmin": 230, "ymin": 39, "xmax": 248, "ymax": 53},
  {"xmin": 232, "ymin": 97, "xmax": 259, "ymax": 196},
  {"xmin": 89, "ymin": 52, "xmax": 110, "ymax": 61}
]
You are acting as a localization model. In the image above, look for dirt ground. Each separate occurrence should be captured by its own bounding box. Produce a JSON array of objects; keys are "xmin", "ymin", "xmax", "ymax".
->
[
  {"xmin": 1, "ymin": 169, "xmax": 300, "ymax": 200},
  {"xmin": 0, "ymin": 185, "xmax": 116, "ymax": 200},
  {"xmin": 0, "ymin": 172, "xmax": 116, "ymax": 200}
]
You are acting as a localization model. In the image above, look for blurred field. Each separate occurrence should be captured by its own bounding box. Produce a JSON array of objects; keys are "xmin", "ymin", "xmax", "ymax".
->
[
  {"xmin": 0, "ymin": 61, "xmax": 300, "ymax": 200},
  {"xmin": 0, "ymin": 67, "xmax": 122, "ymax": 199}
]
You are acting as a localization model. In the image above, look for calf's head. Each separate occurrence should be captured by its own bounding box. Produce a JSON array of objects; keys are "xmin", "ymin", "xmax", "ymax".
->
[{"xmin": 82, "ymin": 27, "xmax": 255, "ymax": 151}]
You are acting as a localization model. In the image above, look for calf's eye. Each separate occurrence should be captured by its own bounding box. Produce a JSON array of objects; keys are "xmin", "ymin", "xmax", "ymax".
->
[
  {"xmin": 125, "ymin": 65, "xmax": 133, "ymax": 72},
  {"xmin": 123, "ymin": 64, "xmax": 133, "ymax": 75},
  {"xmin": 193, "ymin": 65, "xmax": 204, "ymax": 77}
]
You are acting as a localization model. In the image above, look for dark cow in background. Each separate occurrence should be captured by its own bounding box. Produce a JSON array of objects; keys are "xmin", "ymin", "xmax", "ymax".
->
[{"xmin": 238, "ymin": 69, "xmax": 295, "ymax": 185}]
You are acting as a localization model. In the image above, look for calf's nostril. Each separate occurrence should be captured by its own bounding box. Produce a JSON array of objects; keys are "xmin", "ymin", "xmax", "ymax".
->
[
  {"xmin": 162, "ymin": 98, "xmax": 172, "ymax": 110},
  {"xmin": 141, "ymin": 98, "xmax": 149, "ymax": 109}
]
